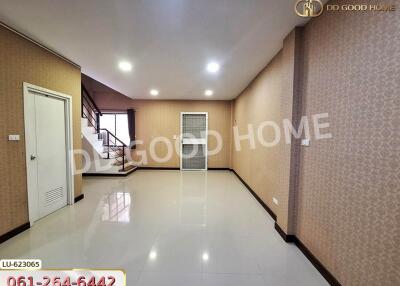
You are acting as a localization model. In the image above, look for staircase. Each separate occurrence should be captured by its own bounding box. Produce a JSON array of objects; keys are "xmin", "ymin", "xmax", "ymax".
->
[{"xmin": 81, "ymin": 84, "xmax": 136, "ymax": 176}]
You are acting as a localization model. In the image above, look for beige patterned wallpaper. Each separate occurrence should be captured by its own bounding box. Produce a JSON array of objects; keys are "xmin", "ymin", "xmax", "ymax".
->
[
  {"xmin": 231, "ymin": 29, "xmax": 302, "ymax": 235},
  {"xmin": 231, "ymin": 52, "xmax": 284, "ymax": 216},
  {"xmin": 1, "ymin": 1, "xmax": 398, "ymax": 284},
  {"xmin": 232, "ymin": 1, "xmax": 399, "ymax": 284},
  {"xmin": 0, "ymin": 25, "xmax": 82, "ymax": 237},
  {"xmin": 296, "ymin": 1, "xmax": 400, "ymax": 285},
  {"xmin": 128, "ymin": 100, "xmax": 232, "ymax": 168},
  {"xmin": 89, "ymin": 82, "xmax": 233, "ymax": 169}
]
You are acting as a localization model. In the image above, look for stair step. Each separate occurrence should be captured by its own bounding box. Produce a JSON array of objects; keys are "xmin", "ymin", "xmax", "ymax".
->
[
  {"xmin": 113, "ymin": 159, "xmax": 128, "ymax": 166},
  {"xmin": 101, "ymin": 149, "xmax": 123, "ymax": 159},
  {"xmin": 101, "ymin": 154, "xmax": 122, "ymax": 159},
  {"xmin": 119, "ymin": 165, "xmax": 136, "ymax": 172},
  {"xmin": 103, "ymin": 149, "xmax": 123, "ymax": 154}
]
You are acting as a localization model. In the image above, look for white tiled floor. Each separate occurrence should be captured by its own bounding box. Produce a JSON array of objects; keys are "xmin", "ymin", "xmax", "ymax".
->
[{"xmin": 0, "ymin": 170, "xmax": 328, "ymax": 285}]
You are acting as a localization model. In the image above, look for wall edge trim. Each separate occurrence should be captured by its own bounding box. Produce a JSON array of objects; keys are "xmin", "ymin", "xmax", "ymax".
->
[
  {"xmin": 83, "ymin": 167, "xmax": 138, "ymax": 177},
  {"xmin": 293, "ymin": 236, "xmax": 342, "ymax": 286},
  {"xmin": 274, "ymin": 222, "xmax": 296, "ymax": 242},
  {"xmin": 138, "ymin": 167, "xmax": 180, "ymax": 170},
  {"xmin": 123, "ymin": 167, "xmax": 231, "ymax": 171},
  {"xmin": 0, "ymin": 21, "xmax": 81, "ymax": 69},
  {"xmin": 230, "ymin": 169, "xmax": 277, "ymax": 221},
  {"xmin": 0, "ymin": 222, "xmax": 30, "ymax": 244},
  {"xmin": 230, "ymin": 168, "xmax": 341, "ymax": 286}
]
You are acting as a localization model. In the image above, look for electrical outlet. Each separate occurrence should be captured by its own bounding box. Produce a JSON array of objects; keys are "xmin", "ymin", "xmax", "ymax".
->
[
  {"xmin": 301, "ymin": 138, "xmax": 310, "ymax": 146},
  {"xmin": 273, "ymin": 197, "xmax": 279, "ymax": 205},
  {"xmin": 8, "ymin": 134, "xmax": 20, "ymax": 141}
]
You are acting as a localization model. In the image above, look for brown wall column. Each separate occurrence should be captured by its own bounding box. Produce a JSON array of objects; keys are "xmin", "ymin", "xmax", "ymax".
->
[{"xmin": 277, "ymin": 27, "xmax": 304, "ymax": 235}]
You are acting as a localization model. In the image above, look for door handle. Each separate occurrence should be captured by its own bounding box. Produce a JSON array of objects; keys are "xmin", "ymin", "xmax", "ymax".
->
[{"xmin": 30, "ymin": 155, "xmax": 37, "ymax": 160}]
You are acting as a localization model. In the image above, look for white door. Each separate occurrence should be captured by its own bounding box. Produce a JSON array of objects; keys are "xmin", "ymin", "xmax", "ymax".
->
[
  {"xmin": 25, "ymin": 91, "xmax": 68, "ymax": 221},
  {"xmin": 180, "ymin": 112, "xmax": 208, "ymax": 170}
]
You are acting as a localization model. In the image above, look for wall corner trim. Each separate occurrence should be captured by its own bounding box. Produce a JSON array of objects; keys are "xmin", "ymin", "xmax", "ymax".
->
[
  {"xmin": 74, "ymin": 194, "xmax": 84, "ymax": 203},
  {"xmin": 0, "ymin": 222, "xmax": 30, "ymax": 244},
  {"xmin": 274, "ymin": 222, "xmax": 296, "ymax": 242}
]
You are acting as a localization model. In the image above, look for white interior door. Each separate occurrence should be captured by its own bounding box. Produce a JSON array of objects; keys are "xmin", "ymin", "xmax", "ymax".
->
[
  {"xmin": 25, "ymin": 91, "xmax": 68, "ymax": 221},
  {"xmin": 180, "ymin": 112, "xmax": 208, "ymax": 170}
]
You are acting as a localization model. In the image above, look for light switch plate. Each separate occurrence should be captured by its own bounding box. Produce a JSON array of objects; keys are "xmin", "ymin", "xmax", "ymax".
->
[
  {"xmin": 8, "ymin": 134, "xmax": 20, "ymax": 141},
  {"xmin": 273, "ymin": 197, "xmax": 279, "ymax": 205},
  {"xmin": 301, "ymin": 138, "xmax": 310, "ymax": 146}
]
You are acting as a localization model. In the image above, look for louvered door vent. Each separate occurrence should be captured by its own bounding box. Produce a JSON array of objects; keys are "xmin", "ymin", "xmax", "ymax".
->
[{"xmin": 45, "ymin": 187, "xmax": 63, "ymax": 206}]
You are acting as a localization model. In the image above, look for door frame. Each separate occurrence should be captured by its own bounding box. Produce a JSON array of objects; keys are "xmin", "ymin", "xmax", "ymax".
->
[
  {"xmin": 180, "ymin": 112, "xmax": 208, "ymax": 171},
  {"xmin": 23, "ymin": 82, "xmax": 75, "ymax": 225}
]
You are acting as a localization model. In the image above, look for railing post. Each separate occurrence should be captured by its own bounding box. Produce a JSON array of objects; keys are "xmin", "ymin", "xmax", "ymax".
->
[
  {"xmin": 122, "ymin": 147, "xmax": 125, "ymax": 171},
  {"xmin": 107, "ymin": 131, "xmax": 110, "ymax": 159},
  {"xmin": 98, "ymin": 128, "xmax": 128, "ymax": 172},
  {"xmin": 96, "ymin": 113, "xmax": 100, "ymax": 134}
]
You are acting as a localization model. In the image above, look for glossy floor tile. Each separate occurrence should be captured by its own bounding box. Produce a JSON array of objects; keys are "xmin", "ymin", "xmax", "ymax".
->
[{"xmin": 0, "ymin": 170, "xmax": 328, "ymax": 285}]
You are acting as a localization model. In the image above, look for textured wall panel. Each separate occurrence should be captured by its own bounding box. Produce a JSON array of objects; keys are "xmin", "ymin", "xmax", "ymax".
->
[
  {"xmin": 231, "ymin": 52, "xmax": 285, "ymax": 216},
  {"xmin": 231, "ymin": 2, "xmax": 399, "ymax": 284},
  {"xmin": 0, "ymin": 26, "xmax": 82, "ymax": 236},
  {"xmin": 89, "ymin": 84, "xmax": 232, "ymax": 168},
  {"xmin": 296, "ymin": 2, "xmax": 400, "ymax": 285}
]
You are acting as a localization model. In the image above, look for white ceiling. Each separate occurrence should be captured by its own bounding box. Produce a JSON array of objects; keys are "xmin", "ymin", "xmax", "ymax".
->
[{"xmin": 0, "ymin": 0, "xmax": 308, "ymax": 100}]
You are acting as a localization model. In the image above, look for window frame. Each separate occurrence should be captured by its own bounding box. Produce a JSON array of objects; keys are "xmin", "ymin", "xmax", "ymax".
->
[{"xmin": 99, "ymin": 111, "xmax": 130, "ymax": 145}]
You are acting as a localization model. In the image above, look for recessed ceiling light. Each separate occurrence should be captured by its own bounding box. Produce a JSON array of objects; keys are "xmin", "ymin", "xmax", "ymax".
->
[
  {"xmin": 202, "ymin": 252, "xmax": 209, "ymax": 262},
  {"xmin": 150, "ymin": 89, "xmax": 159, "ymax": 96},
  {"xmin": 206, "ymin": 62, "xmax": 220, "ymax": 73},
  {"xmin": 149, "ymin": 250, "xmax": 157, "ymax": 260},
  {"xmin": 118, "ymin": 61, "xmax": 132, "ymax": 72},
  {"xmin": 205, "ymin": 90, "xmax": 214, "ymax": 96}
]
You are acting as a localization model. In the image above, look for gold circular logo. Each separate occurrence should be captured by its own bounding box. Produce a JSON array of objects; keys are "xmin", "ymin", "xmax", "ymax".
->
[{"xmin": 295, "ymin": 0, "xmax": 324, "ymax": 18}]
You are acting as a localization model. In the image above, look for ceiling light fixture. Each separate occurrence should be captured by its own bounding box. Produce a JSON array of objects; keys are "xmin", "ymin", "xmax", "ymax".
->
[
  {"xmin": 149, "ymin": 250, "xmax": 157, "ymax": 260},
  {"xmin": 206, "ymin": 62, "xmax": 220, "ymax": 73},
  {"xmin": 202, "ymin": 252, "xmax": 209, "ymax": 262},
  {"xmin": 118, "ymin": 61, "xmax": 132, "ymax": 72},
  {"xmin": 150, "ymin": 89, "xmax": 159, "ymax": 96},
  {"xmin": 205, "ymin": 90, "xmax": 214, "ymax": 97}
]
